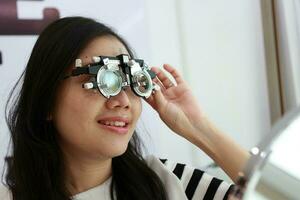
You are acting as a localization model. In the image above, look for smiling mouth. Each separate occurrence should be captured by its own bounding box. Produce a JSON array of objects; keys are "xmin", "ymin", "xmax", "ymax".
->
[
  {"xmin": 98, "ymin": 120, "xmax": 129, "ymax": 128},
  {"xmin": 97, "ymin": 120, "xmax": 130, "ymax": 135}
]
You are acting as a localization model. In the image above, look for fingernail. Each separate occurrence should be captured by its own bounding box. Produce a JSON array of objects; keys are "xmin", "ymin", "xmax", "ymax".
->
[{"xmin": 154, "ymin": 84, "xmax": 160, "ymax": 91}]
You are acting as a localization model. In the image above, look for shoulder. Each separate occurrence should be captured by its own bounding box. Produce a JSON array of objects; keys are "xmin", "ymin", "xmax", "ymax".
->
[
  {"xmin": 0, "ymin": 184, "xmax": 12, "ymax": 200},
  {"xmin": 144, "ymin": 155, "xmax": 234, "ymax": 200}
]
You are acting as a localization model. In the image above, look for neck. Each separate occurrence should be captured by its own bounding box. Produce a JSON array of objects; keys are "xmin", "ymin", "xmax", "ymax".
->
[{"xmin": 63, "ymin": 151, "xmax": 112, "ymax": 196}]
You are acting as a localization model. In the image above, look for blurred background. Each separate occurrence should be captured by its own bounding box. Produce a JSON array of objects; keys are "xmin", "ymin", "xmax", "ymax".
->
[{"xmin": 1, "ymin": 0, "xmax": 299, "ymax": 183}]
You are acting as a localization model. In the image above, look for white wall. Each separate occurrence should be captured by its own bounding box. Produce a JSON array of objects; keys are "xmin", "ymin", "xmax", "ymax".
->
[
  {"xmin": 0, "ymin": 0, "xmax": 272, "ymax": 182},
  {"xmin": 274, "ymin": 0, "xmax": 300, "ymax": 112},
  {"xmin": 142, "ymin": 0, "xmax": 271, "ymax": 180}
]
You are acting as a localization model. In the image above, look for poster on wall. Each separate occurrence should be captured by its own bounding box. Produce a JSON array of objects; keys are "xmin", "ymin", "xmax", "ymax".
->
[{"xmin": 0, "ymin": 0, "xmax": 149, "ymax": 174}]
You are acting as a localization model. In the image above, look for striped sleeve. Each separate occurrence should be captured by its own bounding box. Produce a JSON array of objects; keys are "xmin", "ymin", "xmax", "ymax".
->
[{"xmin": 159, "ymin": 158, "xmax": 234, "ymax": 200}]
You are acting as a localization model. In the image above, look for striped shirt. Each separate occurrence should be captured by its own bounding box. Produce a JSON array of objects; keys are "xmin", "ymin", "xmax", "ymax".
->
[
  {"xmin": 0, "ymin": 155, "xmax": 234, "ymax": 200},
  {"xmin": 156, "ymin": 156, "xmax": 234, "ymax": 200}
]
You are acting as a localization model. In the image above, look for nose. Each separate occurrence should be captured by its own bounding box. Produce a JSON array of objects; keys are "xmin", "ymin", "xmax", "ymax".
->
[{"xmin": 105, "ymin": 89, "xmax": 130, "ymax": 109}]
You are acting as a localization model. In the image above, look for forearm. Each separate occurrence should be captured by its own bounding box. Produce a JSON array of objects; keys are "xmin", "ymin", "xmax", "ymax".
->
[{"xmin": 187, "ymin": 115, "xmax": 250, "ymax": 183}]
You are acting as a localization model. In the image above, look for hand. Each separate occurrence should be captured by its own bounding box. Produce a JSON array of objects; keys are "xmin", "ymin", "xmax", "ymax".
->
[
  {"xmin": 145, "ymin": 64, "xmax": 204, "ymax": 140},
  {"xmin": 146, "ymin": 64, "xmax": 250, "ymax": 183}
]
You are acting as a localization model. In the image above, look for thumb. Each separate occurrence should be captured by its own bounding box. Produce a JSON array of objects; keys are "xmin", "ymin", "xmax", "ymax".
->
[{"xmin": 152, "ymin": 84, "xmax": 167, "ymax": 113}]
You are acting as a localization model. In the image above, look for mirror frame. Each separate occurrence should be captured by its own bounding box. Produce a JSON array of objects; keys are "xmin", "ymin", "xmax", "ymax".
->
[{"xmin": 230, "ymin": 106, "xmax": 300, "ymax": 199}]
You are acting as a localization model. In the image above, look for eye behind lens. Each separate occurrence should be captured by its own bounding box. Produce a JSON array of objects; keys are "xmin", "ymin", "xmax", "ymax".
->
[
  {"xmin": 132, "ymin": 71, "xmax": 153, "ymax": 97},
  {"xmin": 103, "ymin": 71, "xmax": 121, "ymax": 92},
  {"xmin": 97, "ymin": 69, "xmax": 122, "ymax": 98}
]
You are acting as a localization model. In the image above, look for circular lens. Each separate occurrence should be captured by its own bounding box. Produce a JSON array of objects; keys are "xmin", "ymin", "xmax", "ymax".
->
[
  {"xmin": 102, "ymin": 71, "xmax": 121, "ymax": 94},
  {"xmin": 136, "ymin": 73, "xmax": 150, "ymax": 93},
  {"xmin": 96, "ymin": 68, "xmax": 122, "ymax": 98},
  {"xmin": 132, "ymin": 71, "xmax": 152, "ymax": 97}
]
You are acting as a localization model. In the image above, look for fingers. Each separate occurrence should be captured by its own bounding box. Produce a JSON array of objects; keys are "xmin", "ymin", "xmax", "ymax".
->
[
  {"xmin": 151, "ymin": 64, "xmax": 183, "ymax": 90},
  {"xmin": 151, "ymin": 84, "xmax": 167, "ymax": 112},
  {"xmin": 152, "ymin": 76, "xmax": 167, "ymax": 92},
  {"xmin": 151, "ymin": 67, "xmax": 175, "ymax": 90},
  {"xmin": 152, "ymin": 67, "xmax": 174, "ymax": 89},
  {"xmin": 144, "ymin": 94, "xmax": 156, "ymax": 109},
  {"xmin": 143, "ymin": 84, "xmax": 166, "ymax": 112},
  {"xmin": 162, "ymin": 64, "xmax": 184, "ymax": 85},
  {"xmin": 144, "ymin": 64, "xmax": 183, "ymax": 112}
]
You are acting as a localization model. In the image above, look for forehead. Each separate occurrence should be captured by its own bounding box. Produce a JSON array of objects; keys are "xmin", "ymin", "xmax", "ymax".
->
[{"xmin": 78, "ymin": 36, "xmax": 129, "ymax": 66}]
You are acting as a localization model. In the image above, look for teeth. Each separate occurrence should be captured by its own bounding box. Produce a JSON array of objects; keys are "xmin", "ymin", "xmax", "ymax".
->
[{"xmin": 100, "ymin": 121, "xmax": 126, "ymax": 127}]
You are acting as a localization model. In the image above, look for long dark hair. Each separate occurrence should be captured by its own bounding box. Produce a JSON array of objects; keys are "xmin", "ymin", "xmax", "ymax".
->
[{"xmin": 3, "ymin": 16, "xmax": 167, "ymax": 200}]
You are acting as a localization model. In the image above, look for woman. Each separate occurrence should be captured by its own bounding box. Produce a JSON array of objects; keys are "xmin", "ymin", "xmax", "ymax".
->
[{"xmin": 0, "ymin": 16, "xmax": 248, "ymax": 200}]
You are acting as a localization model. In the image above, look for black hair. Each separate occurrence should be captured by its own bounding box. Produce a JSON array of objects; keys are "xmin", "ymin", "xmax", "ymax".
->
[{"xmin": 3, "ymin": 16, "xmax": 167, "ymax": 200}]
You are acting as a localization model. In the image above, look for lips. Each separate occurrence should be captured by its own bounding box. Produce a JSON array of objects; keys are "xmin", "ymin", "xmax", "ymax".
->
[{"xmin": 96, "ymin": 116, "xmax": 131, "ymax": 134}]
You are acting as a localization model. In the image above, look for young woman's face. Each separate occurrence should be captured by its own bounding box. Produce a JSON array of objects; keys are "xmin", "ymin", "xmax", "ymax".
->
[{"xmin": 52, "ymin": 36, "xmax": 142, "ymax": 160}]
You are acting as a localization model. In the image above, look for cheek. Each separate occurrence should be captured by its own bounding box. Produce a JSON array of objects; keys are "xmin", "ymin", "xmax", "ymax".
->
[
  {"xmin": 132, "ymin": 98, "xmax": 142, "ymax": 121},
  {"xmin": 52, "ymin": 85, "xmax": 100, "ymax": 137}
]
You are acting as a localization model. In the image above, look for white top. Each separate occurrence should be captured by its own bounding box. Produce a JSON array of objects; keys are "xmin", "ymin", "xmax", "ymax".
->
[{"xmin": 0, "ymin": 155, "xmax": 233, "ymax": 200}]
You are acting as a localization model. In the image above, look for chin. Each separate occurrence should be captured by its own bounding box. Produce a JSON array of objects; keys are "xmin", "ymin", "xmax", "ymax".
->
[{"xmin": 99, "ymin": 143, "xmax": 129, "ymax": 158}]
